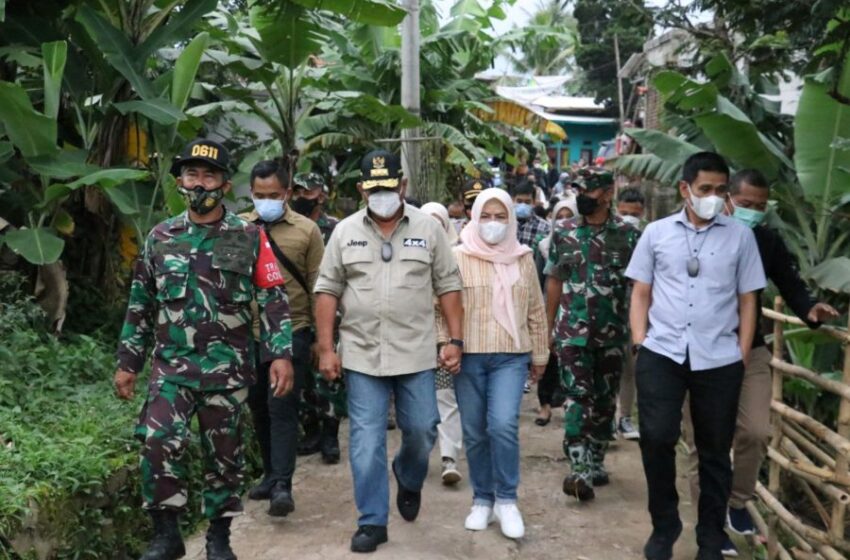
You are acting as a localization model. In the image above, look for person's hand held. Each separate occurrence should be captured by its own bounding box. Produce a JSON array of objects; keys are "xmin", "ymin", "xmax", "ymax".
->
[
  {"xmin": 530, "ymin": 364, "xmax": 546, "ymax": 383},
  {"xmin": 808, "ymin": 302, "xmax": 840, "ymax": 323},
  {"xmin": 114, "ymin": 370, "xmax": 136, "ymax": 400},
  {"xmin": 440, "ymin": 344, "xmax": 462, "ymax": 375},
  {"xmin": 319, "ymin": 348, "xmax": 342, "ymax": 381},
  {"xmin": 269, "ymin": 358, "xmax": 294, "ymax": 397}
]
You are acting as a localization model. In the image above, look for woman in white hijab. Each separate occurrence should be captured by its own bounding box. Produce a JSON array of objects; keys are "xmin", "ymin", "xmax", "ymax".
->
[{"xmin": 421, "ymin": 202, "xmax": 459, "ymax": 246}]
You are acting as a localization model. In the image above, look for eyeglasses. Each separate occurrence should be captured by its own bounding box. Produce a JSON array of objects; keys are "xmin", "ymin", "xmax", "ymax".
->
[{"xmin": 381, "ymin": 241, "xmax": 393, "ymax": 262}]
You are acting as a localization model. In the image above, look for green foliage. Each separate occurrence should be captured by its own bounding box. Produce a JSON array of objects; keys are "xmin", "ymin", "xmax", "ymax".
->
[{"xmin": 500, "ymin": 1, "xmax": 579, "ymax": 76}]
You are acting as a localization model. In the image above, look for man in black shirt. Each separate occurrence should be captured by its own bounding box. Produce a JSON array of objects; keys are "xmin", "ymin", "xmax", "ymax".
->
[{"xmin": 688, "ymin": 168, "xmax": 839, "ymax": 557}]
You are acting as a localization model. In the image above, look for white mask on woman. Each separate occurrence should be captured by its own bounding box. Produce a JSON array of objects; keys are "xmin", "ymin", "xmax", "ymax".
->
[
  {"xmin": 479, "ymin": 220, "xmax": 509, "ymax": 244},
  {"xmin": 368, "ymin": 190, "xmax": 402, "ymax": 218}
]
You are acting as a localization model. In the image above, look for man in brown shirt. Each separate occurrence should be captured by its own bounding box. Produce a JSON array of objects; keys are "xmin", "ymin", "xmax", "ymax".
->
[
  {"xmin": 315, "ymin": 150, "xmax": 464, "ymax": 553},
  {"xmin": 241, "ymin": 159, "xmax": 325, "ymax": 518}
]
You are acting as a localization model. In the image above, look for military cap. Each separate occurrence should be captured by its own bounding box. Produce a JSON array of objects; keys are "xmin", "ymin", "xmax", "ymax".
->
[
  {"xmin": 361, "ymin": 149, "xmax": 402, "ymax": 190},
  {"xmin": 171, "ymin": 138, "xmax": 231, "ymax": 176},
  {"xmin": 461, "ymin": 178, "xmax": 485, "ymax": 203},
  {"xmin": 293, "ymin": 172, "xmax": 325, "ymax": 191},
  {"xmin": 571, "ymin": 167, "xmax": 614, "ymax": 191}
]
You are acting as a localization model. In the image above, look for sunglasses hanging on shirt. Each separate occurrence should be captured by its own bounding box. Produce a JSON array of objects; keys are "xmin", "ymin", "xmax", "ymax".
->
[
  {"xmin": 683, "ymin": 226, "xmax": 711, "ymax": 278},
  {"xmin": 381, "ymin": 241, "xmax": 393, "ymax": 262}
]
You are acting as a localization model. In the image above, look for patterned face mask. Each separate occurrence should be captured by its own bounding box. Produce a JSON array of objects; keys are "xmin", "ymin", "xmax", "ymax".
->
[{"xmin": 181, "ymin": 185, "xmax": 224, "ymax": 215}]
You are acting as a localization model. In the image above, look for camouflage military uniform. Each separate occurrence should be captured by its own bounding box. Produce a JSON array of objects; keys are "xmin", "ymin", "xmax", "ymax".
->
[
  {"xmin": 545, "ymin": 210, "xmax": 638, "ymax": 485},
  {"xmin": 117, "ymin": 210, "xmax": 292, "ymax": 518},
  {"xmin": 316, "ymin": 212, "xmax": 339, "ymax": 245},
  {"xmin": 299, "ymin": 210, "xmax": 347, "ymax": 440}
]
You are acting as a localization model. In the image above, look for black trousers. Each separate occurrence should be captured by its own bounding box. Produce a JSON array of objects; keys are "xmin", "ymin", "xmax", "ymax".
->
[
  {"xmin": 248, "ymin": 328, "xmax": 312, "ymax": 489},
  {"xmin": 537, "ymin": 351, "xmax": 565, "ymax": 407},
  {"xmin": 636, "ymin": 347, "xmax": 744, "ymax": 551}
]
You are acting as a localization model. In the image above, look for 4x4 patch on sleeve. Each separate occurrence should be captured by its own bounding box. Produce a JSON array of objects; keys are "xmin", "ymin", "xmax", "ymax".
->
[{"xmin": 403, "ymin": 238, "xmax": 427, "ymax": 249}]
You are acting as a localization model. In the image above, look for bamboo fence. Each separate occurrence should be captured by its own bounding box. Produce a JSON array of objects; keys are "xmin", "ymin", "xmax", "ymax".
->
[{"xmin": 757, "ymin": 297, "xmax": 850, "ymax": 559}]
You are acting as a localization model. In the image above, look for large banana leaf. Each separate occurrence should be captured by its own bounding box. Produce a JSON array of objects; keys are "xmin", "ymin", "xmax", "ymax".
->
[
  {"xmin": 136, "ymin": 0, "xmax": 218, "ymax": 61},
  {"xmin": 290, "ymin": 0, "xmax": 406, "ymax": 26},
  {"xmin": 0, "ymin": 82, "xmax": 57, "ymax": 157},
  {"xmin": 2, "ymin": 227, "xmax": 64, "ymax": 265},
  {"xmin": 624, "ymin": 128, "xmax": 702, "ymax": 163},
  {"xmin": 794, "ymin": 54, "xmax": 850, "ymax": 206},
  {"xmin": 805, "ymin": 257, "xmax": 850, "ymax": 294},
  {"xmin": 608, "ymin": 154, "xmax": 684, "ymax": 186},
  {"xmin": 113, "ymin": 99, "xmax": 186, "ymax": 125},
  {"xmin": 41, "ymin": 41, "xmax": 67, "ymax": 120},
  {"xmin": 75, "ymin": 5, "xmax": 155, "ymax": 100},
  {"xmin": 171, "ymin": 32, "xmax": 210, "ymax": 111},
  {"xmin": 250, "ymin": 3, "xmax": 322, "ymax": 70}
]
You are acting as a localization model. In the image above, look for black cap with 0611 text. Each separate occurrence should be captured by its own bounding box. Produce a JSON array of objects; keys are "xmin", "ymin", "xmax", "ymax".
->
[{"xmin": 171, "ymin": 138, "xmax": 231, "ymax": 176}]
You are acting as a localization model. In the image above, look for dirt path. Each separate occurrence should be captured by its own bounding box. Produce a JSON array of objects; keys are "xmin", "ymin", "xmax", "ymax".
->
[{"xmin": 183, "ymin": 393, "xmax": 755, "ymax": 560}]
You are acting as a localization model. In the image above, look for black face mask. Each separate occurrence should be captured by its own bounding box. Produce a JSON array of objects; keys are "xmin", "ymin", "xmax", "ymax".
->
[
  {"xmin": 576, "ymin": 193, "xmax": 600, "ymax": 216},
  {"xmin": 291, "ymin": 196, "xmax": 319, "ymax": 217},
  {"xmin": 181, "ymin": 185, "xmax": 224, "ymax": 215}
]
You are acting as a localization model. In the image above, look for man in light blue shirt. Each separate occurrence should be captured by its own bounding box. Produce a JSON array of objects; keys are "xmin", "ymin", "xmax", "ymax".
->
[{"xmin": 625, "ymin": 152, "xmax": 766, "ymax": 560}]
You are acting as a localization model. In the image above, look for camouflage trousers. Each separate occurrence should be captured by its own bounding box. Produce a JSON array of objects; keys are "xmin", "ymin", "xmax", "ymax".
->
[
  {"xmin": 299, "ymin": 367, "xmax": 347, "ymax": 429},
  {"xmin": 135, "ymin": 380, "xmax": 248, "ymax": 519},
  {"xmin": 558, "ymin": 344, "xmax": 624, "ymax": 484}
]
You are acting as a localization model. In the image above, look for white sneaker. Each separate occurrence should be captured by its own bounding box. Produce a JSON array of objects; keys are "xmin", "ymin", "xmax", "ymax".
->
[
  {"xmin": 493, "ymin": 503, "xmax": 525, "ymax": 539},
  {"xmin": 464, "ymin": 505, "xmax": 494, "ymax": 531}
]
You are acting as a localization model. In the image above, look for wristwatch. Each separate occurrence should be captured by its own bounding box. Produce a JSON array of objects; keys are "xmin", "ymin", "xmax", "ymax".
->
[
  {"xmin": 449, "ymin": 338, "xmax": 464, "ymax": 349},
  {"xmin": 631, "ymin": 343, "xmax": 642, "ymax": 356}
]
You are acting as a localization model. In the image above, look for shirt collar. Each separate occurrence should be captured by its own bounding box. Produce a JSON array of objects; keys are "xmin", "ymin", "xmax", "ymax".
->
[{"xmin": 674, "ymin": 207, "xmax": 729, "ymax": 231}]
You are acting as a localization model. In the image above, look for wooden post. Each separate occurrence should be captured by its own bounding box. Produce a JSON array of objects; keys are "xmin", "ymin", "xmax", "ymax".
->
[
  {"xmin": 830, "ymin": 311, "xmax": 850, "ymax": 541},
  {"xmin": 614, "ymin": 33, "xmax": 625, "ymax": 130},
  {"xmin": 768, "ymin": 296, "xmax": 785, "ymax": 559}
]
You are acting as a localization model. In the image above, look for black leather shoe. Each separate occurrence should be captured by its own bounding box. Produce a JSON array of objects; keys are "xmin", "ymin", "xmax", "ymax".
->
[
  {"xmin": 140, "ymin": 510, "xmax": 185, "ymax": 560},
  {"xmin": 562, "ymin": 474, "xmax": 595, "ymax": 501},
  {"xmin": 320, "ymin": 418, "xmax": 341, "ymax": 464},
  {"xmin": 695, "ymin": 548, "xmax": 724, "ymax": 560},
  {"xmin": 392, "ymin": 460, "xmax": 421, "ymax": 521},
  {"xmin": 644, "ymin": 520, "xmax": 683, "ymax": 560},
  {"xmin": 247, "ymin": 477, "xmax": 275, "ymax": 501},
  {"xmin": 205, "ymin": 517, "xmax": 236, "ymax": 560},
  {"xmin": 350, "ymin": 525, "xmax": 388, "ymax": 553},
  {"xmin": 297, "ymin": 424, "xmax": 322, "ymax": 456},
  {"xmin": 268, "ymin": 483, "xmax": 295, "ymax": 517}
]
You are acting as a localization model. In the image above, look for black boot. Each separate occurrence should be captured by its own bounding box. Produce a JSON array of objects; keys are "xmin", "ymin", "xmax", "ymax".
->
[
  {"xmin": 140, "ymin": 510, "xmax": 185, "ymax": 560},
  {"xmin": 297, "ymin": 422, "xmax": 322, "ymax": 456},
  {"xmin": 206, "ymin": 517, "xmax": 237, "ymax": 560},
  {"xmin": 320, "ymin": 418, "xmax": 341, "ymax": 464}
]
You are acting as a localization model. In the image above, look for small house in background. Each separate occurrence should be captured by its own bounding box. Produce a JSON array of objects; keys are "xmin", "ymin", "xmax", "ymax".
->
[{"xmin": 532, "ymin": 96, "xmax": 619, "ymax": 170}]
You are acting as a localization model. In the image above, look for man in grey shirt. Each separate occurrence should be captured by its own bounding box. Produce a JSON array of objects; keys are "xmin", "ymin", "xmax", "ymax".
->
[
  {"xmin": 625, "ymin": 152, "xmax": 766, "ymax": 560},
  {"xmin": 314, "ymin": 150, "xmax": 464, "ymax": 553}
]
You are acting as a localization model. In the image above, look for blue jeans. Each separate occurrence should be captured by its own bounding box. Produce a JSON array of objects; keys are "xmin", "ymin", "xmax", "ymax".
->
[
  {"xmin": 345, "ymin": 369, "xmax": 440, "ymax": 526},
  {"xmin": 454, "ymin": 352, "xmax": 530, "ymax": 506}
]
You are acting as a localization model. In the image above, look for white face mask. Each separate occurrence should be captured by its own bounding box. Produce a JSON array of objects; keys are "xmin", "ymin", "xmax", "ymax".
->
[
  {"xmin": 253, "ymin": 198, "xmax": 285, "ymax": 222},
  {"xmin": 688, "ymin": 186, "xmax": 725, "ymax": 221},
  {"xmin": 367, "ymin": 190, "xmax": 402, "ymax": 218},
  {"xmin": 479, "ymin": 220, "xmax": 509, "ymax": 244},
  {"xmin": 621, "ymin": 215, "xmax": 642, "ymax": 229}
]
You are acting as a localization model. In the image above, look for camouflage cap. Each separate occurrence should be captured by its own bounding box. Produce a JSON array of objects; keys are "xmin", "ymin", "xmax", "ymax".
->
[
  {"xmin": 293, "ymin": 172, "xmax": 325, "ymax": 191},
  {"xmin": 571, "ymin": 167, "xmax": 614, "ymax": 191}
]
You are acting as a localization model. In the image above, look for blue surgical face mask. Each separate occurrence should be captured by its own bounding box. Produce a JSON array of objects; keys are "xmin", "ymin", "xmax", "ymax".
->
[
  {"xmin": 253, "ymin": 198, "xmax": 285, "ymax": 223},
  {"xmin": 515, "ymin": 202, "xmax": 532, "ymax": 220},
  {"xmin": 732, "ymin": 205, "xmax": 766, "ymax": 228}
]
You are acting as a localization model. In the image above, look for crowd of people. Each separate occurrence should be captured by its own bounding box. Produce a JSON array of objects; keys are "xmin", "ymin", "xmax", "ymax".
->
[{"xmin": 114, "ymin": 139, "xmax": 840, "ymax": 560}]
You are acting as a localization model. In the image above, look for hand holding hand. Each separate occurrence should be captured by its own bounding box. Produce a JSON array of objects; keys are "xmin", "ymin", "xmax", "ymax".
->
[{"xmin": 269, "ymin": 358, "xmax": 295, "ymax": 397}]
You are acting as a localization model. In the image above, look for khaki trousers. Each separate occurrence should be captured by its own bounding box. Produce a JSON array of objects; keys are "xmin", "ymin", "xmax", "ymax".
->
[{"xmin": 682, "ymin": 345, "xmax": 773, "ymax": 509}]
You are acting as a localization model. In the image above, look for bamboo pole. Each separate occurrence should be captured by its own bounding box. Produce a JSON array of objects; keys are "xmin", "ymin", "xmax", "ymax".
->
[
  {"xmin": 768, "ymin": 447, "xmax": 850, "ymax": 504},
  {"xmin": 748, "ymin": 502, "xmax": 794, "ymax": 560},
  {"xmin": 781, "ymin": 437, "xmax": 850, "ymax": 487},
  {"xmin": 762, "ymin": 307, "xmax": 850, "ymax": 344},
  {"xmin": 830, "ymin": 311, "xmax": 850, "ymax": 541},
  {"xmin": 793, "ymin": 475, "xmax": 832, "ymax": 528},
  {"xmin": 816, "ymin": 544, "xmax": 847, "ymax": 560},
  {"xmin": 783, "ymin": 423, "xmax": 837, "ymax": 470},
  {"xmin": 768, "ymin": 296, "xmax": 786, "ymax": 559},
  {"xmin": 756, "ymin": 482, "xmax": 850, "ymax": 554},
  {"xmin": 770, "ymin": 359, "xmax": 850, "ymax": 401},
  {"xmin": 771, "ymin": 401, "xmax": 850, "ymax": 458}
]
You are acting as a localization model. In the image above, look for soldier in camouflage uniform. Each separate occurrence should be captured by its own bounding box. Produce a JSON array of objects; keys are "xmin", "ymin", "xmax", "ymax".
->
[
  {"xmin": 544, "ymin": 168, "xmax": 639, "ymax": 502},
  {"xmin": 290, "ymin": 172, "xmax": 346, "ymax": 456},
  {"xmin": 114, "ymin": 139, "xmax": 294, "ymax": 560}
]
